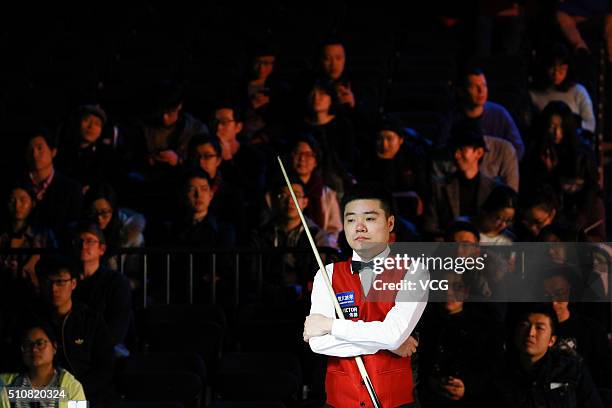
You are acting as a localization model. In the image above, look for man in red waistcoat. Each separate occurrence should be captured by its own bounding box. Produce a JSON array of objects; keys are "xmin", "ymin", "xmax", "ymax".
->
[{"xmin": 304, "ymin": 184, "xmax": 428, "ymax": 408}]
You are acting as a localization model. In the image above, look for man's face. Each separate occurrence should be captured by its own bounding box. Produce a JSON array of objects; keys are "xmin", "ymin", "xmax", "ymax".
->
[
  {"xmin": 162, "ymin": 103, "xmax": 182, "ymax": 127},
  {"xmin": 27, "ymin": 136, "xmax": 56, "ymax": 172},
  {"xmin": 278, "ymin": 183, "xmax": 308, "ymax": 219},
  {"xmin": 344, "ymin": 199, "xmax": 393, "ymax": 258},
  {"xmin": 41, "ymin": 270, "xmax": 76, "ymax": 310},
  {"xmin": 548, "ymin": 63, "xmax": 568, "ymax": 86},
  {"xmin": 77, "ymin": 231, "xmax": 105, "ymax": 264},
  {"xmin": 377, "ymin": 130, "xmax": 404, "ymax": 159},
  {"xmin": 80, "ymin": 114, "xmax": 103, "ymax": 144},
  {"xmin": 452, "ymin": 230, "xmax": 480, "ymax": 258},
  {"xmin": 214, "ymin": 108, "xmax": 243, "ymax": 141},
  {"xmin": 253, "ymin": 55, "xmax": 275, "ymax": 80},
  {"xmin": 292, "ymin": 142, "xmax": 318, "ymax": 178},
  {"xmin": 465, "ymin": 74, "xmax": 488, "ymax": 107},
  {"xmin": 321, "ymin": 44, "xmax": 346, "ymax": 80},
  {"xmin": 195, "ymin": 143, "xmax": 222, "ymax": 178},
  {"xmin": 186, "ymin": 177, "xmax": 212, "ymax": 215},
  {"xmin": 515, "ymin": 313, "xmax": 556, "ymax": 362},
  {"xmin": 454, "ymin": 146, "xmax": 484, "ymax": 173},
  {"xmin": 9, "ymin": 188, "xmax": 34, "ymax": 221}
]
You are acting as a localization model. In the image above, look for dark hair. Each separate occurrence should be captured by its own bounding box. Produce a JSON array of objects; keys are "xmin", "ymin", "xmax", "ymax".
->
[
  {"xmin": 212, "ymin": 103, "xmax": 243, "ymax": 124},
  {"xmin": 537, "ymin": 223, "xmax": 584, "ymax": 242},
  {"xmin": 376, "ymin": 114, "xmax": 407, "ymax": 138},
  {"xmin": 307, "ymin": 78, "xmax": 340, "ymax": 116},
  {"xmin": 481, "ymin": 185, "xmax": 518, "ymax": 214},
  {"xmin": 188, "ymin": 133, "xmax": 222, "ymax": 157},
  {"xmin": 183, "ymin": 168, "xmax": 212, "ymax": 190},
  {"xmin": 537, "ymin": 101, "xmax": 579, "ymax": 152},
  {"xmin": 534, "ymin": 43, "xmax": 576, "ymax": 91},
  {"xmin": 318, "ymin": 36, "xmax": 347, "ymax": 61},
  {"xmin": 274, "ymin": 177, "xmax": 306, "ymax": 196},
  {"xmin": 249, "ymin": 41, "xmax": 277, "ymax": 59},
  {"xmin": 83, "ymin": 183, "xmax": 120, "ymax": 245},
  {"xmin": 516, "ymin": 303, "xmax": 559, "ymax": 336},
  {"xmin": 75, "ymin": 222, "xmax": 107, "ymax": 246},
  {"xmin": 154, "ymin": 80, "xmax": 185, "ymax": 113},
  {"xmin": 341, "ymin": 183, "xmax": 395, "ymax": 218},
  {"xmin": 457, "ymin": 66, "xmax": 485, "ymax": 90},
  {"xmin": 26, "ymin": 128, "xmax": 57, "ymax": 150},
  {"xmin": 449, "ymin": 120, "xmax": 487, "ymax": 150},
  {"xmin": 36, "ymin": 254, "xmax": 79, "ymax": 280},
  {"xmin": 20, "ymin": 321, "xmax": 59, "ymax": 348},
  {"xmin": 520, "ymin": 184, "xmax": 559, "ymax": 213},
  {"xmin": 292, "ymin": 133, "xmax": 323, "ymax": 165},
  {"xmin": 445, "ymin": 220, "xmax": 481, "ymax": 242}
]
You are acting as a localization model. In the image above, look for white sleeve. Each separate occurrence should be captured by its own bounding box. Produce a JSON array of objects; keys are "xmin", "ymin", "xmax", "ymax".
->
[
  {"xmin": 308, "ymin": 264, "xmax": 428, "ymax": 357},
  {"xmin": 576, "ymin": 84, "xmax": 596, "ymax": 133},
  {"xmin": 309, "ymin": 264, "xmax": 382, "ymax": 357}
]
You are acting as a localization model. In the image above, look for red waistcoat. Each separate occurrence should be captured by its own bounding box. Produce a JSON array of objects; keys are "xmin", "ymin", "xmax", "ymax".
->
[{"xmin": 325, "ymin": 259, "xmax": 414, "ymax": 408}]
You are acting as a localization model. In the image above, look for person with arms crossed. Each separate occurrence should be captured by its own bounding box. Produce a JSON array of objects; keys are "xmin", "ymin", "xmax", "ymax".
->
[{"xmin": 304, "ymin": 184, "xmax": 427, "ymax": 408}]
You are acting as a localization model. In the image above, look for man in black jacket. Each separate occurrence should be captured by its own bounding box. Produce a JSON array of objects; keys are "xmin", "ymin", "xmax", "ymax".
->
[
  {"xmin": 22, "ymin": 129, "xmax": 82, "ymax": 237},
  {"xmin": 36, "ymin": 255, "xmax": 115, "ymax": 405},
  {"xmin": 493, "ymin": 303, "xmax": 603, "ymax": 408},
  {"xmin": 72, "ymin": 223, "xmax": 132, "ymax": 356}
]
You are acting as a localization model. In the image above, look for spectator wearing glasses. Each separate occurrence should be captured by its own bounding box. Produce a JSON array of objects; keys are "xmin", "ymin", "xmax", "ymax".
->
[
  {"xmin": 289, "ymin": 135, "xmax": 342, "ymax": 246},
  {"xmin": 82, "ymin": 183, "xmax": 145, "ymax": 271},
  {"xmin": 187, "ymin": 134, "xmax": 246, "ymax": 243},
  {"xmin": 71, "ymin": 224, "xmax": 132, "ymax": 357},
  {"xmin": 517, "ymin": 185, "xmax": 562, "ymax": 241},
  {"xmin": 473, "ymin": 184, "xmax": 518, "ymax": 245},
  {"xmin": 212, "ymin": 103, "xmax": 267, "ymax": 230},
  {"xmin": 0, "ymin": 323, "xmax": 86, "ymax": 407},
  {"xmin": 34, "ymin": 255, "xmax": 115, "ymax": 404}
]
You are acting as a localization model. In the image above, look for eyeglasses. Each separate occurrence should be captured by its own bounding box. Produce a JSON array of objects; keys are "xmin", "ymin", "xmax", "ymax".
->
[
  {"xmin": 45, "ymin": 278, "xmax": 74, "ymax": 287},
  {"xmin": 277, "ymin": 192, "xmax": 305, "ymax": 200},
  {"xmin": 90, "ymin": 209, "xmax": 112, "ymax": 218},
  {"xmin": 73, "ymin": 238, "xmax": 100, "ymax": 247},
  {"xmin": 197, "ymin": 153, "xmax": 219, "ymax": 160},
  {"xmin": 212, "ymin": 119, "xmax": 235, "ymax": 126},
  {"xmin": 544, "ymin": 288, "xmax": 570, "ymax": 301},
  {"xmin": 493, "ymin": 214, "xmax": 514, "ymax": 226},
  {"xmin": 21, "ymin": 339, "xmax": 50, "ymax": 352},
  {"xmin": 292, "ymin": 151, "xmax": 316, "ymax": 159}
]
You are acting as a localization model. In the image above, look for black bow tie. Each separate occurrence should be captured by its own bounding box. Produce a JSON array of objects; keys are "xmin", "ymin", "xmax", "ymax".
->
[{"xmin": 351, "ymin": 260, "xmax": 375, "ymax": 273}]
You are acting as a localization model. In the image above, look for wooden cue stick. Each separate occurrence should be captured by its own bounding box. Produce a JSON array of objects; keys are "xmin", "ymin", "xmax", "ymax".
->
[{"xmin": 277, "ymin": 156, "xmax": 382, "ymax": 408}]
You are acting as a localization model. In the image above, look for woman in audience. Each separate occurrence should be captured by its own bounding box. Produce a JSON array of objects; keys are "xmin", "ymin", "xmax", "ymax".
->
[
  {"xmin": 290, "ymin": 135, "xmax": 342, "ymax": 246},
  {"xmin": 0, "ymin": 323, "xmax": 85, "ymax": 407},
  {"xmin": 301, "ymin": 79, "xmax": 357, "ymax": 186},
  {"xmin": 522, "ymin": 101, "xmax": 603, "ymax": 240},
  {"xmin": 82, "ymin": 183, "xmax": 145, "ymax": 272},
  {"xmin": 473, "ymin": 184, "xmax": 518, "ymax": 244},
  {"xmin": 529, "ymin": 43, "xmax": 595, "ymax": 133}
]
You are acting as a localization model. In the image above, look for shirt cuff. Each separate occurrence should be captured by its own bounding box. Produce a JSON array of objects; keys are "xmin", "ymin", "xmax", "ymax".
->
[{"xmin": 331, "ymin": 319, "xmax": 351, "ymax": 339}]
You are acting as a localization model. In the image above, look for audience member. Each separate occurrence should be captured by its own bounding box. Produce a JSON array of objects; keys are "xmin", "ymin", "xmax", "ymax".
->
[{"xmin": 473, "ymin": 184, "xmax": 518, "ymax": 244}]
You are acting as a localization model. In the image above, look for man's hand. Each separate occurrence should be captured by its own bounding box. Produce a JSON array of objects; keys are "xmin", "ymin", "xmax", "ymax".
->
[
  {"xmin": 391, "ymin": 335, "xmax": 418, "ymax": 357},
  {"xmin": 336, "ymin": 84, "xmax": 356, "ymax": 108},
  {"xmin": 303, "ymin": 314, "xmax": 333, "ymax": 342},
  {"xmin": 155, "ymin": 149, "xmax": 180, "ymax": 166},
  {"xmin": 441, "ymin": 377, "xmax": 465, "ymax": 400}
]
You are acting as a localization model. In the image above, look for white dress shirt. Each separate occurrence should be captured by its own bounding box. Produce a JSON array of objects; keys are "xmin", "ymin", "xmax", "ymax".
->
[{"xmin": 309, "ymin": 246, "xmax": 428, "ymax": 357}]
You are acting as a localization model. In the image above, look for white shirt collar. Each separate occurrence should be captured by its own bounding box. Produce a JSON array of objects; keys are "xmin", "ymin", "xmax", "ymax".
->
[{"xmin": 352, "ymin": 246, "xmax": 390, "ymax": 263}]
